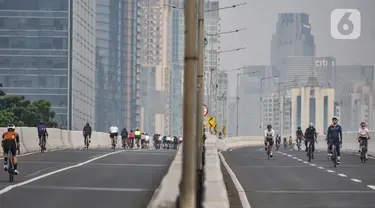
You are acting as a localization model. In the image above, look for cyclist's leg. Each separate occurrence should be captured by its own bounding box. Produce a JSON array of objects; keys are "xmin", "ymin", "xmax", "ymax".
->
[
  {"xmin": 11, "ymin": 140, "xmax": 18, "ymax": 172},
  {"xmin": 2, "ymin": 140, "xmax": 9, "ymax": 170},
  {"xmin": 312, "ymin": 139, "xmax": 315, "ymax": 153},
  {"xmin": 264, "ymin": 138, "xmax": 267, "ymax": 150},
  {"xmin": 305, "ymin": 140, "xmax": 308, "ymax": 151},
  {"xmin": 38, "ymin": 134, "xmax": 42, "ymax": 146},
  {"xmin": 335, "ymin": 141, "xmax": 341, "ymax": 162}
]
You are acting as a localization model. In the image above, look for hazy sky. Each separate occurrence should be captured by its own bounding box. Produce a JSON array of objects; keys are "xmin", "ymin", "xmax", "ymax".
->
[{"xmin": 218, "ymin": 0, "xmax": 375, "ymax": 95}]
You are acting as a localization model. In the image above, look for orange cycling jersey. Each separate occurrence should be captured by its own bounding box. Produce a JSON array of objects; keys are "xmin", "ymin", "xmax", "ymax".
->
[{"xmin": 2, "ymin": 132, "xmax": 19, "ymax": 141}]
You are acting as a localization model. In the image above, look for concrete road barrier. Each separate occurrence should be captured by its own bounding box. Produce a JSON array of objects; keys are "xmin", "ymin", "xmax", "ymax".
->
[{"xmin": 0, "ymin": 127, "xmax": 111, "ymax": 154}]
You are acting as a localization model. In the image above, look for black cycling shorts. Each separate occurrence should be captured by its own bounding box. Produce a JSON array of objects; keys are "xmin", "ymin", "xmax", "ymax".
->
[
  {"xmin": 109, "ymin": 133, "xmax": 118, "ymax": 138},
  {"xmin": 2, "ymin": 140, "xmax": 17, "ymax": 156},
  {"xmin": 266, "ymin": 138, "xmax": 274, "ymax": 145},
  {"xmin": 359, "ymin": 137, "xmax": 368, "ymax": 146}
]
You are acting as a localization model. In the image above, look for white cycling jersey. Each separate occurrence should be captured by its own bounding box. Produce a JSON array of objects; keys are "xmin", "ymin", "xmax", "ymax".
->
[
  {"xmin": 158, "ymin": 136, "xmax": 163, "ymax": 141},
  {"xmin": 166, "ymin": 136, "xmax": 172, "ymax": 141},
  {"xmin": 264, "ymin": 129, "xmax": 275, "ymax": 139},
  {"xmin": 109, "ymin": 126, "xmax": 119, "ymax": 134},
  {"xmin": 145, "ymin": 135, "xmax": 150, "ymax": 141},
  {"xmin": 358, "ymin": 127, "xmax": 370, "ymax": 138}
]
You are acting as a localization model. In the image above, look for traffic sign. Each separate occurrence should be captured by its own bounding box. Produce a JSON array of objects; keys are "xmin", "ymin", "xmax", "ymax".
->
[
  {"xmin": 203, "ymin": 104, "xmax": 208, "ymax": 117},
  {"xmin": 222, "ymin": 126, "xmax": 226, "ymax": 136},
  {"xmin": 205, "ymin": 116, "xmax": 216, "ymax": 127},
  {"xmin": 214, "ymin": 124, "xmax": 218, "ymax": 133}
]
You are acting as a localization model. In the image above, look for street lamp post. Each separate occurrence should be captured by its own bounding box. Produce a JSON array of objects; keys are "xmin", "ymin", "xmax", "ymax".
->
[
  {"xmin": 236, "ymin": 69, "xmax": 260, "ymax": 136},
  {"xmin": 260, "ymin": 76, "xmax": 278, "ymax": 135}
]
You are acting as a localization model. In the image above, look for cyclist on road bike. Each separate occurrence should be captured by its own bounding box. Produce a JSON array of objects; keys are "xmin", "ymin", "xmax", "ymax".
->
[
  {"xmin": 304, "ymin": 123, "xmax": 317, "ymax": 158},
  {"xmin": 121, "ymin": 127, "xmax": 128, "ymax": 148},
  {"xmin": 326, "ymin": 116, "xmax": 342, "ymax": 164},
  {"xmin": 264, "ymin": 124, "xmax": 275, "ymax": 157},
  {"xmin": 128, "ymin": 130, "xmax": 135, "ymax": 148},
  {"xmin": 37, "ymin": 122, "xmax": 48, "ymax": 150},
  {"xmin": 109, "ymin": 125, "xmax": 119, "ymax": 149},
  {"xmin": 296, "ymin": 126, "xmax": 304, "ymax": 146},
  {"xmin": 134, "ymin": 129, "xmax": 141, "ymax": 148},
  {"xmin": 275, "ymin": 134, "xmax": 281, "ymax": 146},
  {"xmin": 83, "ymin": 123, "xmax": 92, "ymax": 146},
  {"xmin": 2, "ymin": 124, "xmax": 20, "ymax": 175},
  {"xmin": 358, "ymin": 122, "xmax": 370, "ymax": 158}
]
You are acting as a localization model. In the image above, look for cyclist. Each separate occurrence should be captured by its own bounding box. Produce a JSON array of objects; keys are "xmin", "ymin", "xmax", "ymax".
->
[
  {"xmin": 358, "ymin": 122, "xmax": 370, "ymax": 158},
  {"xmin": 83, "ymin": 123, "xmax": 92, "ymax": 147},
  {"xmin": 275, "ymin": 134, "xmax": 281, "ymax": 147},
  {"xmin": 108, "ymin": 125, "xmax": 119, "ymax": 149},
  {"xmin": 134, "ymin": 129, "xmax": 141, "ymax": 148},
  {"xmin": 264, "ymin": 124, "xmax": 275, "ymax": 157},
  {"xmin": 2, "ymin": 124, "xmax": 20, "ymax": 175},
  {"xmin": 296, "ymin": 126, "xmax": 304, "ymax": 149},
  {"xmin": 121, "ymin": 127, "xmax": 128, "ymax": 148},
  {"xmin": 37, "ymin": 122, "xmax": 48, "ymax": 150},
  {"xmin": 304, "ymin": 123, "xmax": 317, "ymax": 159},
  {"xmin": 326, "ymin": 116, "xmax": 342, "ymax": 164},
  {"xmin": 128, "ymin": 130, "xmax": 135, "ymax": 148}
]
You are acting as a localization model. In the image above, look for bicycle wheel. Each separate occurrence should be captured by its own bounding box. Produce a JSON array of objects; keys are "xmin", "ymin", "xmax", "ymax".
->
[
  {"xmin": 308, "ymin": 142, "xmax": 312, "ymax": 162},
  {"xmin": 332, "ymin": 145, "xmax": 337, "ymax": 167},
  {"xmin": 41, "ymin": 138, "xmax": 45, "ymax": 153},
  {"xmin": 8, "ymin": 150, "xmax": 14, "ymax": 182}
]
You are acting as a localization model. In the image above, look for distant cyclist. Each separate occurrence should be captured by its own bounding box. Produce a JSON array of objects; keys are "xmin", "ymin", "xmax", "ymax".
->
[
  {"xmin": 326, "ymin": 116, "xmax": 342, "ymax": 164},
  {"xmin": 134, "ymin": 129, "xmax": 141, "ymax": 148},
  {"xmin": 83, "ymin": 123, "xmax": 92, "ymax": 146},
  {"xmin": 304, "ymin": 123, "xmax": 317, "ymax": 159},
  {"xmin": 108, "ymin": 125, "xmax": 119, "ymax": 149},
  {"xmin": 358, "ymin": 122, "xmax": 370, "ymax": 158},
  {"xmin": 37, "ymin": 122, "xmax": 48, "ymax": 150},
  {"xmin": 121, "ymin": 127, "xmax": 129, "ymax": 148},
  {"xmin": 264, "ymin": 124, "xmax": 275, "ymax": 157},
  {"xmin": 2, "ymin": 124, "xmax": 20, "ymax": 175}
]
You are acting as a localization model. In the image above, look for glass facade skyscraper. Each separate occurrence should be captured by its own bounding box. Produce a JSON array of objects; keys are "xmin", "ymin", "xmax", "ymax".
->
[
  {"xmin": 0, "ymin": 0, "xmax": 96, "ymax": 130},
  {"xmin": 95, "ymin": 0, "xmax": 138, "ymax": 131}
]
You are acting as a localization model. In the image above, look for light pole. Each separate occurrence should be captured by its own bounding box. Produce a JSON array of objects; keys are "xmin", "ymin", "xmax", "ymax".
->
[
  {"xmin": 259, "ymin": 76, "xmax": 278, "ymax": 135},
  {"xmin": 236, "ymin": 69, "xmax": 260, "ymax": 136},
  {"xmin": 180, "ymin": 0, "xmax": 198, "ymax": 206}
]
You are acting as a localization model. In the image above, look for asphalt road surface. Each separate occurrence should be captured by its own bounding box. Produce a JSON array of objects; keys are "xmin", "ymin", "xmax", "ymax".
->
[
  {"xmin": 222, "ymin": 146, "xmax": 375, "ymax": 208},
  {"xmin": 0, "ymin": 148, "xmax": 176, "ymax": 208}
]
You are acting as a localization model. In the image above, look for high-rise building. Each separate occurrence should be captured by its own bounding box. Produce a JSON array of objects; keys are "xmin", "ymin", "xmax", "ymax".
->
[
  {"xmin": 170, "ymin": 0, "xmax": 184, "ymax": 136},
  {"xmin": 271, "ymin": 13, "xmax": 315, "ymax": 68},
  {"xmin": 95, "ymin": 0, "xmax": 138, "ymax": 131},
  {"xmin": 137, "ymin": 0, "xmax": 172, "ymax": 134},
  {"xmin": 217, "ymin": 71, "xmax": 228, "ymax": 132},
  {"xmin": 0, "ymin": 0, "xmax": 96, "ymax": 130},
  {"xmin": 280, "ymin": 56, "xmax": 336, "ymax": 88},
  {"xmin": 204, "ymin": 0, "xmax": 220, "ymax": 119}
]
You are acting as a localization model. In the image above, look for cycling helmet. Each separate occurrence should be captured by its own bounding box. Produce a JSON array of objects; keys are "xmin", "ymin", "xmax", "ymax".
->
[
  {"xmin": 309, "ymin": 123, "xmax": 313, "ymax": 127},
  {"xmin": 361, "ymin": 122, "xmax": 366, "ymax": 126},
  {"xmin": 86, "ymin": 123, "xmax": 90, "ymax": 126},
  {"xmin": 7, "ymin": 124, "xmax": 15, "ymax": 131},
  {"xmin": 332, "ymin": 116, "xmax": 338, "ymax": 120},
  {"xmin": 267, "ymin": 124, "xmax": 272, "ymax": 129},
  {"xmin": 297, "ymin": 126, "xmax": 301, "ymax": 130}
]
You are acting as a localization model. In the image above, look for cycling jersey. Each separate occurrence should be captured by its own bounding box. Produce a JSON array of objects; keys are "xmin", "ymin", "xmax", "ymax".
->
[
  {"xmin": 327, "ymin": 124, "xmax": 342, "ymax": 142},
  {"xmin": 109, "ymin": 126, "xmax": 119, "ymax": 133},
  {"xmin": 358, "ymin": 128, "xmax": 370, "ymax": 138},
  {"xmin": 264, "ymin": 129, "xmax": 275, "ymax": 139},
  {"xmin": 134, "ymin": 131, "xmax": 141, "ymax": 136},
  {"xmin": 296, "ymin": 130, "xmax": 303, "ymax": 138},
  {"xmin": 2, "ymin": 132, "xmax": 19, "ymax": 142},
  {"xmin": 304, "ymin": 127, "xmax": 316, "ymax": 140},
  {"xmin": 128, "ymin": 132, "xmax": 135, "ymax": 138}
]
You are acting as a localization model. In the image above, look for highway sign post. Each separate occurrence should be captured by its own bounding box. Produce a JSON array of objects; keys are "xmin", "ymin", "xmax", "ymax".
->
[{"xmin": 203, "ymin": 104, "xmax": 208, "ymax": 117}]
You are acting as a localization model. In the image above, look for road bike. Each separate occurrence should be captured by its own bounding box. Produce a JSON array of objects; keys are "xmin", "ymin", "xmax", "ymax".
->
[
  {"xmin": 296, "ymin": 137, "xmax": 303, "ymax": 151},
  {"xmin": 306, "ymin": 139, "xmax": 316, "ymax": 162},
  {"xmin": 40, "ymin": 135, "xmax": 47, "ymax": 153},
  {"xmin": 359, "ymin": 138, "xmax": 368, "ymax": 163},
  {"xmin": 112, "ymin": 136, "xmax": 117, "ymax": 151},
  {"xmin": 7, "ymin": 147, "xmax": 15, "ymax": 182},
  {"xmin": 266, "ymin": 140, "xmax": 272, "ymax": 160},
  {"xmin": 84, "ymin": 135, "xmax": 90, "ymax": 150},
  {"xmin": 329, "ymin": 141, "xmax": 338, "ymax": 168}
]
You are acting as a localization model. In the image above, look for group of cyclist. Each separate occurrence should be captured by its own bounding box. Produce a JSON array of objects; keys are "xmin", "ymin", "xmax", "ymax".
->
[{"xmin": 263, "ymin": 116, "xmax": 371, "ymax": 164}]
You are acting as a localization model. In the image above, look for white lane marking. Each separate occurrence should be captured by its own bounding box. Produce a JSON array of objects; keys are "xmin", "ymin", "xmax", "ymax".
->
[
  {"xmin": 0, "ymin": 150, "xmax": 125, "ymax": 195},
  {"xmin": 309, "ymin": 164, "xmax": 316, "ymax": 166},
  {"xmin": 292, "ymin": 157, "xmax": 297, "ymax": 159},
  {"xmin": 303, "ymin": 161, "xmax": 308, "ymax": 164},
  {"xmin": 21, "ymin": 185, "xmax": 152, "ymax": 192},
  {"xmin": 326, "ymin": 170, "xmax": 335, "ymax": 173},
  {"xmin": 25, "ymin": 165, "xmax": 61, "ymax": 178},
  {"xmin": 0, "ymin": 149, "xmax": 60, "ymax": 159},
  {"xmin": 318, "ymin": 166, "xmax": 325, "ymax": 169},
  {"xmin": 297, "ymin": 159, "xmax": 303, "ymax": 162},
  {"xmin": 287, "ymin": 155, "xmax": 292, "ymax": 157},
  {"xmin": 219, "ymin": 152, "xmax": 252, "ymax": 208},
  {"xmin": 367, "ymin": 185, "xmax": 375, "ymax": 190},
  {"xmin": 351, "ymin": 179, "xmax": 362, "ymax": 183},
  {"xmin": 338, "ymin": 173, "xmax": 347, "ymax": 177}
]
